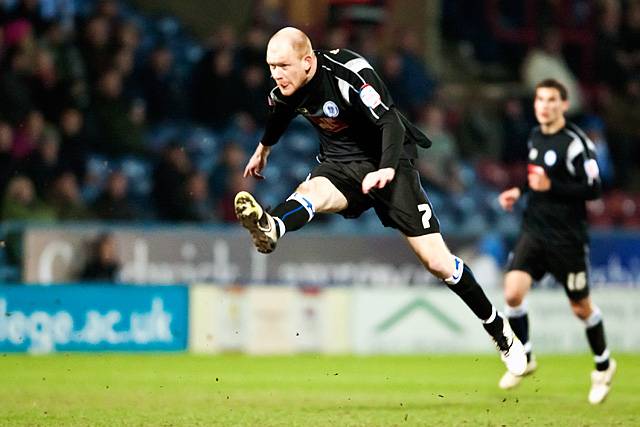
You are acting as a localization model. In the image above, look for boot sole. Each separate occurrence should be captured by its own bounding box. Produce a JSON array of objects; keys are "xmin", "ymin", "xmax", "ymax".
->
[{"xmin": 234, "ymin": 191, "xmax": 276, "ymax": 254}]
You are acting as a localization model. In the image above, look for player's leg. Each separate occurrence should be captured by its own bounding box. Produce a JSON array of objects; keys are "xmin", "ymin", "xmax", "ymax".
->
[
  {"xmin": 404, "ymin": 233, "xmax": 526, "ymax": 375},
  {"xmin": 568, "ymin": 296, "xmax": 616, "ymax": 404},
  {"xmin": 555, "ymin": 249, "xmax": 616, "ymax": 404},
  {"xmin": 499, "ymin": 270, "xmax": 538, "ymax": 389},
  {"xmin": 235, "ymin": 176, "xmax": 346, "ymax": 253},
  {"xmin": 371, "ymin": 160, "xmax": 526, "ymax": 375}
]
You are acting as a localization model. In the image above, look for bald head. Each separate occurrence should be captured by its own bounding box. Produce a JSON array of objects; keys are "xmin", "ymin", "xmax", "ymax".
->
[
  {"xmin": 266, "ymin": 27, "xmax": 317, "ymax": 96},
  {"xmin": 268, "ymin": 27, "xmax": 313, "ymax": 58}
]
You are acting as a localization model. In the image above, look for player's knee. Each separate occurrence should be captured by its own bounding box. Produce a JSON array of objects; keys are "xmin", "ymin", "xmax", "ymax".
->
[
  {"xmin": 570, "ymin": 300, "xmax": 591, "ymax": 320},
  {"xmin": 504, "ymin": 290, "xmax": 524, "ymax": 308},
  {"xmin": 423, "ymin": 253, "xmax": 454, "ymax": 278},
  {"xmin": 295, "ymin": 180, "xmax": 314, "ymax": 195},
  {"xmin": 503, "ymin": 272, "xmax": 529, "ymax": 306}
]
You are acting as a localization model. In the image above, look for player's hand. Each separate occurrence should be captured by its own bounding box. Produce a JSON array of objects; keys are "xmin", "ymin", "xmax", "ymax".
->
[
  {"xmin": 362, "ymin": 168, "xmax": 395, "ymax": 194},
  {"xmin": 527, "ymin": 165, "xmax": 551, "ymax": 192},
  {"xmin": 498, "ymin": 187, "xmax": 521, "ymax": 211},
  {"xmin": 243, "ymin": 143, "xmax": 271, "ymax": 180}
]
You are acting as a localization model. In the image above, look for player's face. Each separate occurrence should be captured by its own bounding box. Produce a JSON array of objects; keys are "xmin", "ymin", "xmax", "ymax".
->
[
  {"xmin": 534, "ymin": 87, "xmax": 569, "ymax": 127},
  {"xmin": 266, "ymin": 43, "xmax": 311, "ymax": 96}
]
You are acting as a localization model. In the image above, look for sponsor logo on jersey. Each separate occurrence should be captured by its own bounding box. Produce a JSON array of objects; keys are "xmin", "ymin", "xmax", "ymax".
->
[
  {"xmin": 529, "ymin": 148, "xmax": 538, "ymax": 160},
  {"xmin": 359, "ymin": 84, "xmax": 381, "ymax": 109},
  {"xmin": 322, "ymin": 101, "xmax": 340, "ymax": 118},
  {"xmin": 544, "ymin": 150, "xmax": 557, "ymax": 166},
  {"xmin": 308, "ymin": 116, "xmax": 349, "ymax": 133}
]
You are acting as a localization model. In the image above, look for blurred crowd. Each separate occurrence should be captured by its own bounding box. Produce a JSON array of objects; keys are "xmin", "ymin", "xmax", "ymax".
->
[{"xmin": 0, "ymin": 0, "xmax": 639, "ymax": 240}]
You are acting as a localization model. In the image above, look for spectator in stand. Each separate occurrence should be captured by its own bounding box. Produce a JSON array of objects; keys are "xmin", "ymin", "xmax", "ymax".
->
[
  {"xmin": 379, "ymin": 51, "xmax": 412, "ymax": 116},
  {"xmin": 47, "ymin": 171, "xmax": 92, "ymax": 220},
  {"xmin": 322, "ymin": 26, "xmax": 349, "ymax": 50},
  {"xmin": 140, "ymin": 45, "xmax": 182, "ymax": 124},
  {"xmin": 522, "ymin": 29, "xmax": 584, "ymax": 116},
  {"xmin": 30, "ymin": 47, "xmax": 68, "ymax": 123},
  {"xmin": 191, "ymin": 48, "xmax": 242, "ymax": 129},
  {"xmin": 1, "ymin": 175, "xmax": 56, "ymax": 263},
  {"xmin": 18, "ymin": 127, "xmax": 61, "ymax": 198},
  {"xmin": 11, "ymin": 109, "xmax": 45, "ymax": 160},
  {"xmin": 209, "ymin": 142, "xmax": 246, "ymax": 207},
  {"xmin": 594, "ymin": 0, "xmax": 627, "ymax": 91},
  {"xmin": 217, "ymin": 169, "xmax": 254, "ymax": 223},
  {"xmin": 238, "ymin": 63, "xmax": 269, "ymax": 127},
  {"xmin": 94, "ymin": 0, "xmax": 122, "ymax": 27},
  {"xmin": 354, "ymin": 29, "xmax": 382, "ymax": 69},
  {"xmin": 91, "ymin": 170, "xmax": 138, "ymax": 221},
  {"xmin": 5, "ymin": 0, "xmax": 49, "ymax": 36},
  {"xmin": 80, "ymin": 233, "xmax": 120, "ymax": 282},
  {"xmin": 396, "ymin": 30, "xmax": 438, "ymax": 109},
  {"xmin": 111, "ymin": 45, "xmax": 137, "ymax": 98},
  {"xmin": 40, "ymin": 21, "xmax": 87, "ymax": 86},
  {"xmin": 415, "ymin": 104, "xmax": 465, "ymax": 194},
  {"xmin": 601, "ymin": 77, "xmax": 640, "ymax": 189},
  {"xmin": 90, "ymin": 68, "xmax": 145, "ymax": 157},
  {"xmin": 238, "ymin": 26, "xmax": 269, "ymax": 69},
  {"xmin": 620, "ymin": 0, "xmax": 640, "ymax": 77},
  {"xmin": 58, "ymin": 107, "xmax": 89, "ymax": 185},
  {"xmin": 182, "ymin": 171, "xmax": 215, "ymax": 222},
  {"xmin": 0, "ymin": 122, "xmax": 17, "ymax": 200},
  {"xmin": 78, "ymin": 16, "xmax": 112, "ymax": 83},
  {"xmin": 499, "ymin": 96, "xmax": 532, "ymax": 164},
  {"xmin": 0, "ymin": 46, "xmax": 34, "ymax": 125},
  {"xmin": 152, "ymin": 142, "xmax": 193, "ymax": 221},
  {"xmin": 0, "ymin": 178, "xmax": 45, "ymax": 216}
]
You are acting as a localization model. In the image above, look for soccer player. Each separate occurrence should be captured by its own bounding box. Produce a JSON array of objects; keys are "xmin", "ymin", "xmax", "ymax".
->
[
  {"xmin": 497, "ymin": 79, "xmax": 616, "ymax": 404},
  {"xmin": 234, "ymin": 27, "xmax": 527, "ymax": 376}
]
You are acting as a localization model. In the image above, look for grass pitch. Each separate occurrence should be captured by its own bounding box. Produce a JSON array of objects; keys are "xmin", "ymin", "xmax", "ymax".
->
[{"xmin": 1, "ymin": 353, "xmax": 638, "ymax": 426}]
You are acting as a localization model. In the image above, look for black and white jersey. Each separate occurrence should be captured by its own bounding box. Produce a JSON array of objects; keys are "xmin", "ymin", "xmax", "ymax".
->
[
  {"xmin": 260, "ymin": 48, "xmax": 431, "ymax": 166},
  {"xmin": 523, "ymin": 121, "xmax": 601, "ymax": 245}
]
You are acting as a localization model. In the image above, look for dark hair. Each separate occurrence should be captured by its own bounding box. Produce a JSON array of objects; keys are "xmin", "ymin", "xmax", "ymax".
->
[{"xmin": 535, "ymin": 78, "xmax": 568, "ymax": 100}]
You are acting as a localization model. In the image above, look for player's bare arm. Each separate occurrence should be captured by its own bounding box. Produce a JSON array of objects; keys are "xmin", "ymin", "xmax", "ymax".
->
[
  {"xmin": 498, "ymin": 187, "xmax": 521, "ymax": 211},
  {"xmin": 244, "ymin": 143, "xmax": 271, "ymax": 179}
]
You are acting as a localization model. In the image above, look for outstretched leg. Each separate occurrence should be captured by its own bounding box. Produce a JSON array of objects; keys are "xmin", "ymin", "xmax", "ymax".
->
[{"xmin": 235, "ymin": 177, "xmax": 347, "ymax": 253}]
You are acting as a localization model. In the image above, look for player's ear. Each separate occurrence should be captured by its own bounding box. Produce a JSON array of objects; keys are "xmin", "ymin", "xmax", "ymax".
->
[
  {"xmin": 561, "ymin": 99, "xmax": 570, "ymax": 113},
  {"xmin": 303, "ymin": 54, "xmax": 312, "ymax": 73}
]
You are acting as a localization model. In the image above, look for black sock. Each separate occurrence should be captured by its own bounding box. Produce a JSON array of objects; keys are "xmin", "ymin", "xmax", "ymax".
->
[
  {"xmin": 445, "ymin": 263, "xmax": 503, "ymax": 337},
  {"xmin": 270, "ymin": 194, "xmax": 314, "ymax": 237},
  {"xmin": 508, "ymin": 313, "xmax": 530, "ymax": 361},
  {"xmin": 587, "ymin": 320, "xmax": 609, "ymax": 371}
]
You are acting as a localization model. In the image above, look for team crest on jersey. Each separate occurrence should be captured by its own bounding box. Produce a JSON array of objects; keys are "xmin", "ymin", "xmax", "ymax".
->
[
  {"xmin": 322, "ymin": 101, "xmax": 339, "ymax": 118},
  {"xmin": 544, "ymin": 150, "xmax": 557, "ymax": 166},
  {"xmin": 359, "ymin": 84, "xmax": 381, "ymax": 108},
  {"xmin": 529, "ymin": 148, "xmax": 538, "ymax": 160}
]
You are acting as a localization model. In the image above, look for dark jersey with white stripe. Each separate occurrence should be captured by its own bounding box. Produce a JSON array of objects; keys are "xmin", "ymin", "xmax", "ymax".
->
[
  {"xmin": 261, "ymin": 49, "xmax": 430, "ymax": 166},
  {"xmin": 522, "ymin": 121, "xmax": 601, "ymax": 245}
]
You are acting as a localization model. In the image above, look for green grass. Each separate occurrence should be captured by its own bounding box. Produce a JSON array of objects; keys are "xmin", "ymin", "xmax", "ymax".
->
[{"xmin": 1, "ymin": 353, "xmax": 638, "ymax": 426}]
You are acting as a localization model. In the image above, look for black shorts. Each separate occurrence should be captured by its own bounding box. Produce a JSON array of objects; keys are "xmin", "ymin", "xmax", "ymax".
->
[
  {"xmin": 507, "ymin": 231, "xmax": 591, "ymax": 300},
  {"xmin": 310, "ymin": 159, "xmax": 440, "ymax": 236}
]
